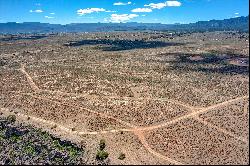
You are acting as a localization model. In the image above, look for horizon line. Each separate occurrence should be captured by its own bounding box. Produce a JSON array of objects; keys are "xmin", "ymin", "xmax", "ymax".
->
[{"xmin": 0, "ymin": 15, "xmax": 248, "ymax": 26}]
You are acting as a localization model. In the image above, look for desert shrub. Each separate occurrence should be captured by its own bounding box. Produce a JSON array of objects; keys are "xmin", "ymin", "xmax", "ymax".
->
[
  {"xmin": 99, "ymin": 139, "xmax": 106, "ymax": 151},
  {"xmin": 118, "ymin": 153, "xmax": 126, "ymax": 160},
  {"xmin": 51, "ymin": 124, "xmax": 57, "ymax": 129},
  {"xmin": 67, "ymin": 146, "xmax": 79, "ymax": 157},
  {"xmin": 7, "ymin": 115, "xmax": 16, "ymax": 123},
  {"xmin": 96, "ymin": 150, "xmax": 109, "ymax": 161},
  {"xmin": 96, "ymin": 139, "xmax": 109, "ymax": 161},
  {"xmin": 24, "ymin": 145, "xmax": 35, "ymax": 155},
  {"xmin": 53, "ymin": 140, "xmax": 64, "ymax": 151},
  {"xmin": 10, "ymin": 133, "xmax": 21, "ymax": 142}
]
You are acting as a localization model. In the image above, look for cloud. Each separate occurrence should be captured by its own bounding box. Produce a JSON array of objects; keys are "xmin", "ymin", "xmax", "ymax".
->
[
  {"xmin": 105, "ymin": 10, "xmax": 116, "ymax": 13},
  {"xmin": 50, "ymin": 12, "xmax": 55, "ymax": 15},
  {"xmin": 113, "ymin": 2, "xmax": 132, "ymax": 6},
  {"xmin": 45, "ymin": 16, "xmax": 54, "ymax": 19},
  {"xmin": 165, "ymin": 1, "xmax": 182, "ymax": 6},
  {"xmin": 77, "ymin": 8, "xmax": 115, "ymax": 15},
  {"xmin": 144, "ymin": 2, "xmax": 166, "ymax": 9},
  {"xmin": 77, "ymin": 8, "xmax": 106, "ymax": 15},
  {"xmin": 144, "ymin": 1, "xmax": 181, "ymax": 9},
  {"xmin": 29, "ymin": 9, "xmax": 43, "ymax": 13},
  {"xmin": 131, "ymin": 8, "xmax": 152, "ymax": 13},
  {"xmin": 234, "ymin": 12, "xmax": 239, "ymax": 15},
  {"xmin": 35, "ymin": 3, "xmax": 41, "ymax": 6},
  {"xmin": 110, "ymin": 14, "xmax": 138, "ymax": 22}
]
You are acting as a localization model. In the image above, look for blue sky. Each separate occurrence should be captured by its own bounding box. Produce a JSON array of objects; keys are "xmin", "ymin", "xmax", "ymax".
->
[{"xmin": 0, "ymin": 0, "xmax": 249, "ymax": 24}]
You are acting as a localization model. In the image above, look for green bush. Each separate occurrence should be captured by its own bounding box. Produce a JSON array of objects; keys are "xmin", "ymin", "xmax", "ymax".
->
[
  {"xmin": 68, "ymin": 146, "xmax": 78, "ymax": 157},
  {"xmin": 24, "ymin": 145, "xmax": 35, "ymax": 155},
  {"xmin": 96, "ymin": 150, "xmax": 109, "ymax": 161},
  {"xmin": 10, "ymin": 134, "xmax": 21, "ymax": 142},
  {"xmin": 53, "ymin": 140, "xmax": 64, "ymax": 151}
]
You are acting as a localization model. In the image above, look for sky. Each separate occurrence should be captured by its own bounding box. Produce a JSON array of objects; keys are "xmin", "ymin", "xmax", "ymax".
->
[{"xmin": 0, "ymin": 0, "xmax": 249, "ymax": 24}]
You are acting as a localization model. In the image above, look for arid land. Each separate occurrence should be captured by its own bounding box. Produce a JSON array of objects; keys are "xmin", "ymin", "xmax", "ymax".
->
[{"xmin": 0, "ymin": 31, "xmax": 249, "ymax": 165}]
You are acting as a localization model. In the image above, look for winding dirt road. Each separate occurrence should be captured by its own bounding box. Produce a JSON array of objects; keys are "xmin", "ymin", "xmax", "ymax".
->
[{"xmin": 1, "ymin": 64, "xmax": 248, "ymax": 165}]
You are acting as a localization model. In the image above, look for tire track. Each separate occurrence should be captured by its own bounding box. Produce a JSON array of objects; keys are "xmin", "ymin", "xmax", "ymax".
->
[
  {"xmin": 194, "ymin": 116, "xmax": 248, "ymax": 144},
  {"xmin": 134, "ymin": 131, "xmax": 184, "ymax": 165},
  {"xmin": 43, "ymin": 90, "xmax": 196, "ymax": 110},
  {"xmin": 9, "ymin": 92, "xmax": 249, "ymax": 134},
  {"xmin": 19, "ymin": 64, "xmax": 40, "ymax": 92},
  {"xmin": 243, "ymin": 103, "xmax": 249, "ymax": 116},
  {"xmin": 27, "ymin": 94, "xmax": 137, "ymax": 128},
  {"xmin": 17, "ymin": 64, "xmax": 199, "ymax": 112},
  {"xmin": 0, "ymin": 107, "xmax": 133, "ymax": 135},
  {"xmin": 136, "ymin": 96, "xmax": 249, "ymax": 131},
  {"xmin": 1, "ymin": 95, "xmax": 248, "ymax": 165},
  {"xmin": 10, "ymin": 66, "xmax": 250, "ymax": 164}
]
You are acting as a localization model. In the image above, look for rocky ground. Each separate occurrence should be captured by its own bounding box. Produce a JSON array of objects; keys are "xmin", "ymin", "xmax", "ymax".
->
[{"xmin": 0, "ymin": 31, "xmax": 249, "ymax": 165}]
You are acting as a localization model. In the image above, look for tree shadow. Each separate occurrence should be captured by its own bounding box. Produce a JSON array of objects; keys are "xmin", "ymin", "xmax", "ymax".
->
[
  {"xmin": 64, "ymin": 39, "xmax": 185, "ymax": 51},
  {"xmin": 158, "ymin": 52, "xmax": 249, "ymax": 75},
  {"xmin": 0, "ymin": 35, "xmax": 48, "ymax": 41}
]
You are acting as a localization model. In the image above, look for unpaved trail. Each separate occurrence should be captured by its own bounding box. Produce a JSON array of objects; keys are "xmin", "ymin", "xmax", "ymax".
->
[
  {"xmin": 243, "ymin": 103, "xmax": 249, "ymax": 116},
  {"xmin": 17, "ymin": 63, "xmax": 198, "ymax": 111},
  {"xmin": 134, "ymin": 131, "xmax": 184, "ymax": 165},
  {"xmin": 43, "ymin": 90, "xmax": 90, "ymax": 99},
  {"xmin": 203, "ymin": 96, "xmax": 249, "ymax": 111},
  {"xmin": 43, "ymin": 89, "xmax": 196, "ymax": 110},
  {"xmin": 11, "ymin": 92, "xmax": 249, "ymax": 134},
  {"xmin": 0, "ymin": 107, "xmax": 133, "ymax": 135},
  {"xmin": 7, "ymin": 67, "xmax": 250, "ymax": 165},
  {"xmin": 194, "ymin": 116, "xmax": 248, "ymax": 143},
  {"xmin": 19, "ymin": 64, "xmax": 40, "ymax": 92},
  {"xmin": 27, "ymin": 94, "xmax": 137, "ymax": 128},
  {"xmin": 0, "ymin": 107, "xmax": 184, "ymax": 165},
  {"xmin": 1, "ymin": 95, "xmax": 248, "ymax": 165},
  {"xmin": 137, "ymin": 96, "xmax": 249, "ymax": 131}
]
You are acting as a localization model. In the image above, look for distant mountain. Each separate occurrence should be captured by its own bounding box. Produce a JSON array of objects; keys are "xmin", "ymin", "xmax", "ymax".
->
[
  {"xmin": 0, "ymin": 16, "xmax": 248, "ymax": 34},
  {"xmin": 171, "ymin": 16, "xmax": 249, "ymax": 32}
]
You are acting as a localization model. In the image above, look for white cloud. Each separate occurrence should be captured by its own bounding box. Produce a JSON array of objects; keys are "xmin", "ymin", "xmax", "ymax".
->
[
  {"xmin": 29, "ymin": 9, "xmax": 43, "ymax": 13},
  {"xmin": 77, "ymin": 8, "xmax": 115, "ymax": 15},
  {"xmin": 131, "ymin": 8, "xmax": 152, "ymax": 13},
  {"xmin": 50, "ymin": 12, "xmax": 55, "ymax": 15},
  {"xmin": 144, "ymin": 2, "xmax": 167, "ymax": 9},
  {"xmin": 45, "ymin": 16, "xmax": 54, "ymax": 19},
  {"xmin": 110, "ymin": 14, "xmax": 138, "ymax": 23},
  {"xmin": 165, "ymin": 1, "xmax": 181, "ymax": 6},
  {"xmin": 113, "ymin": 2, "xmax": 132, "ymax": 6},
  {"xmin": 105, "ymin": 10, "xmax": 116, "ymax": 13},
  {"xmin": 144, "ymin": 1, "xmax": 181, "ymax": 9},
  {"xmin": 234, "ymin": 12, "xmax": 239, "ymax": 15},
  {"xmin": 77, "ymin": 8, "xmax": 106, "ymax": 15}
]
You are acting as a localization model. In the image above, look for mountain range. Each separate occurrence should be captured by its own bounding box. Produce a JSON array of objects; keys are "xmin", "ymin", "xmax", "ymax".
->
[{"xmin": 0, "ymin": 16, "xmax": 248, "ymax": 34}]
